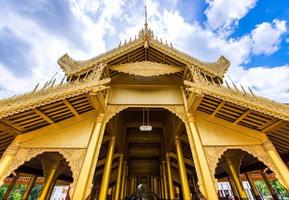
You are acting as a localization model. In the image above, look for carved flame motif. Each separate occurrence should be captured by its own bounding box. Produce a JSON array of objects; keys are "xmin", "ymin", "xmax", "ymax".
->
[{"xmin": 110, "ymin": 61, "xmax": 184, "ymax": 77}]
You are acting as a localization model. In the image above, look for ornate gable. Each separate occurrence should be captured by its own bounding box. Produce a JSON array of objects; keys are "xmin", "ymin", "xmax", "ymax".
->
[{"xmin": 58, "ymin": 26, "xmax": 230, "ymax": 78}]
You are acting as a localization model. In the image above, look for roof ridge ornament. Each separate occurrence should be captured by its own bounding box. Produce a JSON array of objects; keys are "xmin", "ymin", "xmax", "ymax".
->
[{"xmin": 139, "ymin": 4, "xmax": 154, "ymax": 41}]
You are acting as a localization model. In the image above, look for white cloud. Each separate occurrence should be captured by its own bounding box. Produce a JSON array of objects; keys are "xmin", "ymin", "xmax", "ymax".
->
[
  {"xmin": 229, "ymin": 65, "xmax": 289, "ymax": 102},
  {"xmin": 0, "ymin": 0, "xmax": 288, "ymax": 103},
  {"xmin": 205, "ymin": 0, "xmax": 257, "ymax": 31},
  {"xmin": 251, "ymin": 19, "xmax": 287, "ymax": 55}
]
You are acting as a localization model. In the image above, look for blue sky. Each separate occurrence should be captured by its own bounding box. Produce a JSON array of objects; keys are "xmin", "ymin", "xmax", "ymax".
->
[{"xmin": 0, "ymin": 0, "xmax": 289, "ymax": 102}]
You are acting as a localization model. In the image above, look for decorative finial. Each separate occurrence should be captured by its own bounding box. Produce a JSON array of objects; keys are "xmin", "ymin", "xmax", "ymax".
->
[{"xmin": 144, "ymin": 5, "xmax": 148, "ymax": 29}]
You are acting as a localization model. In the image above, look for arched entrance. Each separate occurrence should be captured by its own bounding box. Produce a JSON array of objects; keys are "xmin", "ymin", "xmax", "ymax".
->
[
  {"xmin": 215, "ymin": 149, "xmax": 289, "ymax": 200},
  {"xmin": 89, "ymin": 107, "xmax": 200, "ymax": 200},
  {"xmin": 0, "ymin": 152, "xmax": 73, "ymax": 199}
]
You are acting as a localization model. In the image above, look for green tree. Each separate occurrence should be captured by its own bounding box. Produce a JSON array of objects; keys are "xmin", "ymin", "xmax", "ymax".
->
[
  {"xmin": 255, "ymin": 180, "xmax": 270, "ymax": 196},
  {"xmin": 271, "ymin": 180, "xmax": 289, "ymax": 198},
  {"xmin": 28, "ymin": 185, "xmax": 42, "ymax": 200},
  {"xmin": 0, "ymin": 185, "xmax": 9, "ymax": 199},
  {"xmin": 8, "ymin": 184, "xmax": 26, "ymax": 200}
]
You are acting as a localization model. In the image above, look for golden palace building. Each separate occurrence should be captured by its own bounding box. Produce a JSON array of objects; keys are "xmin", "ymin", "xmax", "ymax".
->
[{"xmin": 0, "ymin": 21, "xmax": 289, "ymax": 200}]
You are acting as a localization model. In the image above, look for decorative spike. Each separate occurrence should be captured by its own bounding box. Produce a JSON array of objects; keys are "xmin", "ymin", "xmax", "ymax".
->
[
  {"xmin": 32, "ymin": 83, "xmax": 39, "ymax": 93},
  {"xmin": 248, "ymin": 86, "xmax": 255, "ymax": 97},
  {"xmin": 156, "ymin": 36, "xmax": 158, "ymax": 41},
  {"xmin": 51, "ymin": 78, "xmax": 56, "ymax": 87},
  {"xmin": 42, "ymin": 81, "xmax": 49, "ymax": 89},
  {"xmin": 224, "ymin": 79, "xmax": 231, "ymax": 89},
  {"xmin": 240, "ymin": 84, "xmax": 247, "ymax": 94},
  {"xmin": 228, "ymin": 76, "xmax": 239, "ymax": 91},
  {"xmin": 217, "ymin": 78, "xmax": 222, "ymax": 86},
  {"xmin": 160, "ymin": 39, "xmax": 162, "ymax": 44},
  {"xmin": 60, "ymin": 76, "xmax": 66, "ymax": 85},
  {"xmin": 124, "ymin": 39, "xmax": 127, "ymax": 44},
  {"xmin": 170, "ymin": 43, "xmax": 173, "ymax": 48},
  {"xmin": 119, "ymin": 41, "xmax": 122, "ymax": 47},
  {"xmin": 135, "ymin": 35, "xmax": 137, "ymax": 40},
  {"xmin": 129, "ymin": 37, "xmax": 131, "ymax": 42}
]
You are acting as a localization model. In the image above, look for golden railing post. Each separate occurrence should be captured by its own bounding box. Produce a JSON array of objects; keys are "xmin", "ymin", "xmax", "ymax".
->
[
  {"xmin": 262, "ymin": 140, "xmax": 289, "ymax": 190},
  {"xmin": 186, "ymin": 114, "xmax": 218, "ymax": 199},
  {"xmin": 175, "ymin": 136, "xmax": 191, "ymax": 200},
  {"xmin": 225, "ymin": 159, "xmax": 248, "ymax": 199},
  {"xmin": 2, "ymin": 173, "xmax": 18, "ymax": 200},
  {"xmin": 115, "ymin": 154, "xmax": 124, "ymax": 200},
  {"xmin": 99, "ymin": 136, "xmax": 116, "ymax": 200},
  {"xmin": 161, "ymin": 161, "xmax": 168, "ymax": 199},
  {"xmin": 166, "ymin": 153, "xmax": 175, "ymax": 199},
  {"xmin": 245, "ymin": 173, "xmax": 261, "ymax": 200},
  {"xmin": 72, "ymin": 114, "xmax": 105, "ymax": 200},
  {"xmin": 22, "ymin": 175, "xmax": 37, "ymax": 200}
]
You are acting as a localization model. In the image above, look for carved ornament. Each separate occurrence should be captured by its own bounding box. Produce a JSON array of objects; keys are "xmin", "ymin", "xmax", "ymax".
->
[
  {"xmin": 203, "ymin": 145, "xmax": 283, "ymax": 190},
  {"xmin": 110, "ymin": 61, "xmax": 183, "ymax": 77},
  {"xmin": 1, "ymin": 147, "xmax": 86, "ymax": 194}
]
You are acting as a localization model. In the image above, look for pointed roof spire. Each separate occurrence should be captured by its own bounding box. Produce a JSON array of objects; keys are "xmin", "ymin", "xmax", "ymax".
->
[
  {"xmin": 144, "ymin": 5, "xmax": 148, "ymax": 29},
  {"xmin": 139, "ymin": 3, "xmax": 154, "ymax": 39}
]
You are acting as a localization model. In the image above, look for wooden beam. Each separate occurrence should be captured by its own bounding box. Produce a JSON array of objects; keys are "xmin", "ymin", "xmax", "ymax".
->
[
  {"xmin": 101, "ymin": 135, "xmax": 110, "ymax": 144},
  {"xmin": 187, "ymin": 93, "xmax": 203, "ymax": 114},
  {"xmin": 87, "ymin": 93, "xmax": 105, "ymax": 113},
  {"xmin": 233, "ymin": 109, "xmax": 251, "ymax": 124},
  {"xmin": 168, "ymin": 152, "xmax": 194, "ymax": 167},
  {"xmin": 1, "ymin": 119, "xmax": 26, "ymax": 133},
  {"xmin": 211, "ymin": 101, "xmax": 225, "ymax": 117},
  {"xmin": 96, "ymin": 153, "xmax": 120, "ymax": 168},
  {"xmin": 261, "ymin": 119, "xmax": 284, "ymax": 133},
  {"xmin": 62, "ymin": 99, "xmax": 80, "ymax": 118},
  {"xmin": 33, "ymin": 108, "xmax": 54, "ymax": 124}
]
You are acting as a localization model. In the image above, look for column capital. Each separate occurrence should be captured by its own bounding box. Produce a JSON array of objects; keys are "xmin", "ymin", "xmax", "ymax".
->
[
  {"xmin": 175, "ymin": 135, "xmax": 181, "ymax": 143},
  {"xmin": 186, "ymin": 113, "xmax": 196, "ymax": 123},
  {"xmin": 95, "ymin": 113, "xmax": 105, "ymax": 123},
  {"xmin": 262, "ymin": 140, "xmax": 275, "ymax": 151},
  {"xmin": 3, "ymin": 143, "xmax": 19, "ymax": 156}
]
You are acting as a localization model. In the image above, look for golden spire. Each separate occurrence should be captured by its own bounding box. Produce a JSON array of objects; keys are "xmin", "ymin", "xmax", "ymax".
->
[
  {"xmin": 144, "ymin": 5, "xmax": 148, "ymax": 30},
  {"xmin": 139, "ymin": 4, "xmax": 154, "ymax": 39}
]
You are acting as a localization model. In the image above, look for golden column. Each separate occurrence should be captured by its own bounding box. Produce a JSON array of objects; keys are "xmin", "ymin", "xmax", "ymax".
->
[
  {"xmin": 227, "ymin": 176, "xmax": 239, "ymax": 199},
  {"xmin": 39, "ymin": 161, "xmax": 61, "ymax": 200},
  {"xmin": 226, "ymin": 159, "xmax": 247, "ymax": 199},
  {"xmin": 120, "ymin": 161, "xmax": 127, "ymax": 200},
  {"xmin": 161, "ymin": 161, "xmax": 169, "ymax": 199},
  {"xmin": 2, "ymin": 173, "xmax": 18, "ymax": 200},
  {"xmin": 166, "ymin": 153, "xmax": 175, "ymax": 199},
  {"xmin": 186, "ymin": 114, "xmax": 218, "ymax": 199},
  {"xmin": 175, "ymin": 136, "xmax": 191, "ymax": 200},
  {"xmin": 22, "ymin": 176, "xmax": 37, "ymax": 200},
  {"xmin": 99, "ymin": 136, "xmax": 116, "ymax": 200},
  {"xmin": 114, "ymin": 154, "xmax": 124, "ymax": 200},
  {"xmin": 0, "ymin": 143, "xmax": 18, "ymax": 185},
  {"xmin": 245, "ymin": 173, "xmax": 261, "ymax": 200},
  {"xmin": 153, "ymin": 176, "xmax": 158, "ymax": 195},
  {"xmin": 160, "ymin": 166, "xmax": 164, "ymax": 199},
  {"xmin": 262, "ymin": 140, "xmax": 289, "ymax": 190},
  {"xmin": 72, "ymin": 114, "xmax": 105, "ymax": 199}
]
